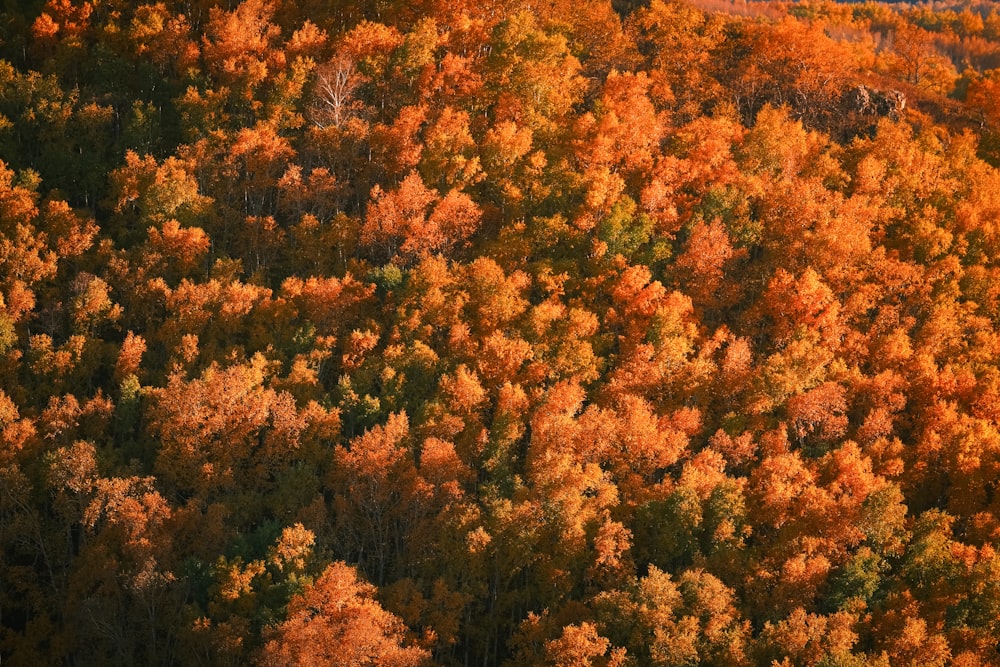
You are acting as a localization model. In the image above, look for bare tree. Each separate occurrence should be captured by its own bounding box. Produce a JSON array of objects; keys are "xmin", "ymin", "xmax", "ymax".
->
[{"xmin": 311, "ymin": 54, "xmax": 361, "ymax": 129}]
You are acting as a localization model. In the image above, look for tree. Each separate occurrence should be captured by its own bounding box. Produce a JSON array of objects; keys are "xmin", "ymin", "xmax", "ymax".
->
[
  {"xmin": 201, "ymin": 0, "xmax": 284, "ymax": 107},
  {"xmin": 884, "ymin": 22, "xmax": 957, "ymax": 96},
  {"xmin": 594, "ymin": 565, "xmax": 751, "ymax": 666},
  {"xmin": 420, "ymin": 106, "xmax": 483, "ymax": 191},
  {"xmin": 720, "ymin": 17, "xmax": 858, "ymax": 128},
  {"xmin": 361, "ymin": 171, "xmax": 482, "ymax": 261},
  {"xmin": 258, "ymin": 561, "xmax": 430, "ymax": 667},
  {"xmin": 148, "ymin": 354, "xmax": 334, "ymax": 526},
  {"xmin": 486, "ymin": 11, "xmax": 586, "ymax": 139},
  {"xmin": 126, "ymin": 3, "xmax": 200, "ymax": 80},
  {"xmin": 754, "ymin": 608, "xmax": 873, "ymax": 667},
  {"xmin": 966, "ymin": 70, "xmax": 1000, "ymax": 130},
  {"xmin": 673, "ymin": 218, "xmax": 740, "ymax": 310},
  {"xmin": 330, "ymin": 412, "xmax": 419, "ymax": 584},
  {"xmin": 0, "ymin": 160, "xmax": 96, "ymax": 327},
  {"xmin": 633, "ymin": 0, "xmax": 725, "ymax": 119},
  {"xmin": 311, "ymin": 53, "xmax": 363, "ymax": 130}
]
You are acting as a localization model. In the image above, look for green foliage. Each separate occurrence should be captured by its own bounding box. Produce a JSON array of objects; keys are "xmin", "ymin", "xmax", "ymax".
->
[{"xmin": 826, "ymin": 547, "xmax": 888, "ymax": 612}]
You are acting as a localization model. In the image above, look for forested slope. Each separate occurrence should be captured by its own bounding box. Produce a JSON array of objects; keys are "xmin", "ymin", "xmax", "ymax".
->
[{"xmin": 5, "ymin": 0, "xmax": 1000, "ymax": 665}]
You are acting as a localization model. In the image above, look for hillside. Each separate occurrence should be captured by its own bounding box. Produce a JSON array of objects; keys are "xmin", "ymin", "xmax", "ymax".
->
[{"xmin": 5, "ymin": 0, "xmax": 1000, "ymax": 665}]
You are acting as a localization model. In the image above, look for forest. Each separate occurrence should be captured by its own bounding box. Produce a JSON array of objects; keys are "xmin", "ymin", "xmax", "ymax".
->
[{"xmin": 6, "ymin": 0, "xmax": 1000, "ymax": 664}]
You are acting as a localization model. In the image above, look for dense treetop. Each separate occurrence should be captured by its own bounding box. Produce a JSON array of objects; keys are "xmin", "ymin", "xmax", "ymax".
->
[{"xmin": 5, "ymin": 0, "xmax": 1000, "ymax": 664}]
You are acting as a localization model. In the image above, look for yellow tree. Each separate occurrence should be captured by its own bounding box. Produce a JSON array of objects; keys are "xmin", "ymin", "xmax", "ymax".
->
[{"xmin": 258, "ymin": 561, "xmax": 430, "ymax": 667}]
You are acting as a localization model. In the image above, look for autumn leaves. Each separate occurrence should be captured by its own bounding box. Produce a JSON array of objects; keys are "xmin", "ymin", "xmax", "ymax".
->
[{"xmin": 8, "ymin": 0, "xmax": 1000, "ymax": 664}]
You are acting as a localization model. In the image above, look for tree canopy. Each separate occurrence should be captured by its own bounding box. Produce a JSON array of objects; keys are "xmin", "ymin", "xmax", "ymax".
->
[{"xmin": 5, "ymin": 0, "xmax": 1000, "ymax": 664}]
